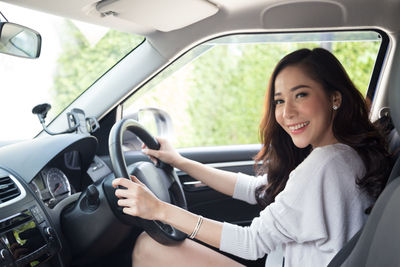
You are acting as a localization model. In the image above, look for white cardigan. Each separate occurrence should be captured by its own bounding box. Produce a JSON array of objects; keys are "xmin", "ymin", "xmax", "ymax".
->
[{"xmin": 219, "ymin": 143, "xmax": 372, "ymax": 267}]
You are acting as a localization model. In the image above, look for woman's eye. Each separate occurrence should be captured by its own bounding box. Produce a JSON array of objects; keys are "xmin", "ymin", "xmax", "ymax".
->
[
  {"xmin": 296, "ymin": 92, "xmax": 308, "ymax": 98},
  {"xmin": 274, "ymin": 99, "xmax": 284, "ymax": 105}
]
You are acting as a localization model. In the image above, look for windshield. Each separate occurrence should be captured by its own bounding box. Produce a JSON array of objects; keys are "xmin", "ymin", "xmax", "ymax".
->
[{"xmin": 0, "ymin": 2, "xmax": 143, "ymax": 141}]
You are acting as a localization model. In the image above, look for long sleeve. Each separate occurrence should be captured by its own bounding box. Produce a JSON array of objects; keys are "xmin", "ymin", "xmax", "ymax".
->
[
  {"xmin": 232, "ymin": 172, "xmax": 268, "ymax": 204},
  {"xmin": 220, "ymin": 144, "xmax": 371, "ymax": 266}
]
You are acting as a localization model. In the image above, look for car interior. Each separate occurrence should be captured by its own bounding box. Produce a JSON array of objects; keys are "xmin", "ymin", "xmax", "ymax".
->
[{"xmin": 0, "ymin": 0, "xmax": 400, "ymax": 266}]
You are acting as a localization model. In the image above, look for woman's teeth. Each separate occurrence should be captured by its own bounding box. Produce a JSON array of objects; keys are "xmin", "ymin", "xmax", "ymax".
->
[{"xmin": 289, "ymin": 121, "xmax": 310, "ymax": 131}]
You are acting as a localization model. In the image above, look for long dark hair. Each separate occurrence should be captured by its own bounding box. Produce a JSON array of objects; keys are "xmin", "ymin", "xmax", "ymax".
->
[{"xmin": 254, "ymin": 48, "xmax": 391, "ymax": 208}]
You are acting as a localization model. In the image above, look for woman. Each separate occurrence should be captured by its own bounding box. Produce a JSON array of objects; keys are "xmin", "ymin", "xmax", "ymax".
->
[{"xmin": 112, "ymin": 48, "xmax": 391, "ymax": 266}]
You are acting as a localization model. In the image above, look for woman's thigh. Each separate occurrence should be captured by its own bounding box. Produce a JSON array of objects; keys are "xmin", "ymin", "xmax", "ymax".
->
[{"xmin": 132, "ymin": 232, "xmax": 245, "ymax": 267}]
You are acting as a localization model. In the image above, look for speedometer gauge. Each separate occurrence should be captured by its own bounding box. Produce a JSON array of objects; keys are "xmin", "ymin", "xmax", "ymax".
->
[{"xmin": 46, "ymin": 168, "xmax": 71, "ymax": 198}]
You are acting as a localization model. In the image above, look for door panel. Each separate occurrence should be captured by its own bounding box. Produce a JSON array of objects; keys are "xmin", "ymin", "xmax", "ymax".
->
[
  {"xmin": 165, "ymin": 145, "xmax": 261, "ymax": 225},
  {"xmin": 102, "ymin": 144, "xmax": 262, "ymax": 224},
  {"xmin": 177, "ymin": 159, "xmax": 262, "ymax": 225}
]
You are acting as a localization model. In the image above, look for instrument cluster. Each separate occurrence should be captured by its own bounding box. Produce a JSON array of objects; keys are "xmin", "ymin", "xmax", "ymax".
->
[{"xmin": 30, "ymin": 167, "xmax": 75, "ymax": 208}]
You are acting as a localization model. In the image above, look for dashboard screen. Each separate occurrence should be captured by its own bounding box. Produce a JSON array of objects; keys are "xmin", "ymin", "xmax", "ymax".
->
[{"xmin": 0, "ymin": 211, "xmax": 46, "ymax": 261}]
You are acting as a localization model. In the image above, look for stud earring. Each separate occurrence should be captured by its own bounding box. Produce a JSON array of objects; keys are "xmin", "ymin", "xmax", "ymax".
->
[{"xmin": 333, "ymin": 105, "xmax": 338, "ymax": 110}]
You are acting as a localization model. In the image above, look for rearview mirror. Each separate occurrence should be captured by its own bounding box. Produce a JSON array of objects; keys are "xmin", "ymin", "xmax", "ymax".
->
[{"xmin": 0, "ymin": 22, "xmax": 41, "ymax": 58}]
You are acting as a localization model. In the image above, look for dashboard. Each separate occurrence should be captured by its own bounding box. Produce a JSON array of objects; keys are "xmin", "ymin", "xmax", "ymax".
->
[{"xmin": 0, "ymin": 133, "xmax": 116, "ymax": 267}]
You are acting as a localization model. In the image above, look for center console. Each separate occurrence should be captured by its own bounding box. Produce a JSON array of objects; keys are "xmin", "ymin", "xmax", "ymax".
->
[
  {"xmin": 0, "ymin": 171, "xmax": 61, "ymax": 267},
  {"xmin": 0, "ymin": 207, "xmax": 59, "ymax": 267}
]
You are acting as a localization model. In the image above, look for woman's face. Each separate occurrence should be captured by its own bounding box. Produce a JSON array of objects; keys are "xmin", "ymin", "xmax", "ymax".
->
[{"xmin": 274, "ymin": 65, "xmax": 340, "ymax": 148}]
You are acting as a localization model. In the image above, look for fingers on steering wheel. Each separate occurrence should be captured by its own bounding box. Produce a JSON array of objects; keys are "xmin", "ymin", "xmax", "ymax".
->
[
  {"xmin": 117, "ymin": 198, "xmax": 133, "ymax": 207},
  {"xmin": 112, "ymin": 178, "xmax": 133, "ymax": 189},
  {"xmin": 130, "ymin": 175, "xmax": 145, "ymax": 186},
  {"xmin": 115, "ymin": 186, "xmax": 133, "ymax": 199},
  {"xmin": 122, "ymin": 207, "xmax": 137, "ymax": 217},
  {"xmin": 142, "ymin": 148, "xmax": 159, "ymax": 165}
]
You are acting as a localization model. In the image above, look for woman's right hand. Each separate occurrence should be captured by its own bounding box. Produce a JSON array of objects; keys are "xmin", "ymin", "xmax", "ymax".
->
[{"xmin": 142, "ymin": 137, "xmax": 183, "ymax": 167}]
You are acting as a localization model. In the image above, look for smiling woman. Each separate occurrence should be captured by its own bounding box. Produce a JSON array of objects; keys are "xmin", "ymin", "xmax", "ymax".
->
[
  {"xmin": 0, "ymin": 1, "xmax": 398, "ymax": 267},
  {"xmin": 112, "ymin": 48, "xmax": 392, "ymax": 267},
  {"xmin": 0, "ymin": 2, "xmax": 143, "ymax": 141},
  {"xmin": 273, "ymin": 65, "xmax": 341, "ymax": 148}
]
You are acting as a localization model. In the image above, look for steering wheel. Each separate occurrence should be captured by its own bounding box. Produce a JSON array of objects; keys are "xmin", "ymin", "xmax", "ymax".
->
[{"xmin": 107, "ymin": 118, "xmax": 187, "ymax": 245}]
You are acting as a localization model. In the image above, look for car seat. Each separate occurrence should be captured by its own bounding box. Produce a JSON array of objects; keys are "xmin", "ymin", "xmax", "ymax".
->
[
  {"xmin": 328, "ymin": 107, "xmax": 400, "ymax": 265},
  {"xmin": 327, "ymin": 153, "xmax": 400, "ymax": 266}
]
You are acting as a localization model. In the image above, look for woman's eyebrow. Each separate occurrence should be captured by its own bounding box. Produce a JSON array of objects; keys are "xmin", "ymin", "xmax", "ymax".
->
[
  {"xmin": 291, "ymin": 84, "xmax": 311, "ymax": 91},
  {"xmin": 274, "ymin": 84, "xmax": 311, "ymax": 96}
]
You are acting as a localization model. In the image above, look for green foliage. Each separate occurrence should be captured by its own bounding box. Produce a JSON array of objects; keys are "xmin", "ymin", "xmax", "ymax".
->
[
  {"xmin": 332, "ymin": 41, "xmax": 380, "ymax": 96},
  {"xmin": 183, "ymin": 43, "xmax": 308, "ymax": 147},
  {"xmin": 52, "ymin": 24, "xmax": 381, "ymax": 148},
  {"xmin": 50, "ymin": 20, "xmax": 143, "ymax": 117},
  {"xmin": 178, "ymin": 41, "xmax": 380, "ymax": 147}
]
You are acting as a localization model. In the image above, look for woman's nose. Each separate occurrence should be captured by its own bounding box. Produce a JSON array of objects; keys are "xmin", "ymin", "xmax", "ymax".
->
[{"xmin": 283, "ymin": 101, "xmax": 296, "ymax": 119}]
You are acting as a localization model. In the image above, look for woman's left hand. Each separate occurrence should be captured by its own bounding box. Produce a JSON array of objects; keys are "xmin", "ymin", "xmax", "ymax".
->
[{"xmin": 112, "ymin": 176, "xmax": 164, "ymax": 221}]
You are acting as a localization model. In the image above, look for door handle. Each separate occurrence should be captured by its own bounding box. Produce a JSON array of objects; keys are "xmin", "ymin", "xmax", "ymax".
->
[{"xmin": 182, "ymin": 181, "xmax": 208, "ymax": 191}]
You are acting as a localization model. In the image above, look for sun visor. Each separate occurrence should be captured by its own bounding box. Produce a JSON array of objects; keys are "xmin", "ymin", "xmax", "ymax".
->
[
  {"xmin": 262, "ymin": 1, "xmax": 346, "ymax": 29},
  {"xmin": 95, "ymin": 0, "xmax": 219, "ymax": 32}
]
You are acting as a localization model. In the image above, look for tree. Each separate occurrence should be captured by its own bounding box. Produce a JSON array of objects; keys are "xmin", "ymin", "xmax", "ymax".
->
[
  {"xmin": 51, "ymin": 20, "xmax": 143, "ymax": 116},
  {"xmin": 180, "ymin": 41, "xmax": 380, "ymax": 147}
]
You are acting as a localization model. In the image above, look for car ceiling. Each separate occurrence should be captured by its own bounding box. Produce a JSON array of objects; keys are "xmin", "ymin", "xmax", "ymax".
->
[{"xmin": 1, "ymin": 0, "xmax": 400, "ymax": 59}]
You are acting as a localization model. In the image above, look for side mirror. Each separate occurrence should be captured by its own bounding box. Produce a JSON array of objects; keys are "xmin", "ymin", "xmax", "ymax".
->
[
  {"xmin": 0, "ymin": 22, "xmax": 41, "ymax": 58},
  {"xmin": 123, "ymin": 107, "xmax": 174, "ymax": 150}
]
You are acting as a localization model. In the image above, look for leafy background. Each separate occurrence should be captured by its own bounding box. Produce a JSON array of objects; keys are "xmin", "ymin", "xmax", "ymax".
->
[
  {"xmin": 52, "ymin": 21, "xmax": 380, "ymax": 148},
  {"xmin": 51, "ymin": 21, "xmax": 143, "ymax": 116}
]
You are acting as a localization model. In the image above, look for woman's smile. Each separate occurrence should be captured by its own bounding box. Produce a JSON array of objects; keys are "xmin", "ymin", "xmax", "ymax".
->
[
  {"xmin": 287, "ymin": 121, "xmax": 310, "ymax": 134},
  {"xmin": 274, "ymin": 65, "xmax": 341, "ymax": 148}
]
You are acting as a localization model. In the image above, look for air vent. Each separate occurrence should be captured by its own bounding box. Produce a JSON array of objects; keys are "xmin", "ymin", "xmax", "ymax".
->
[{"xmin": 0, "ymin": 176, "xmax": 21, "ymax": 204}]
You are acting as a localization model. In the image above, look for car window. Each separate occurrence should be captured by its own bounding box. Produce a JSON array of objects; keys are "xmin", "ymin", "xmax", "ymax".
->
[
  {"xmin": 0, "ymin": 2, "xmax": 143, "ymax": 141},
  {"xmin": 122, "ymin": 31, "xmax": 383, "ymax": 148}
]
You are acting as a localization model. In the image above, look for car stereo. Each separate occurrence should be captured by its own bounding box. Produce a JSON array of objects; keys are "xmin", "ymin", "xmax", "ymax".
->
[{"xmin": 0, "ymin": 208, "xmax": 59, "ymax": 267}]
